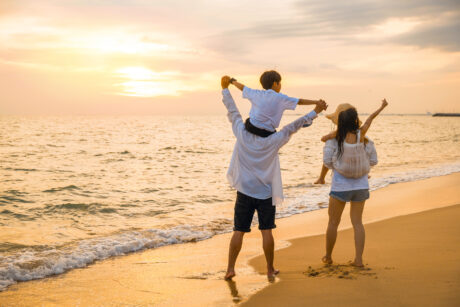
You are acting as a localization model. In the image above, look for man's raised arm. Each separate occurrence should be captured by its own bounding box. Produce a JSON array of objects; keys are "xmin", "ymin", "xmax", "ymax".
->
[
  {"xmin": 221, "ymin": 76, "xmax": 244, "ymax": 137},
  {"xmin": 275, "ymin": 101, "xmax": 328, "ymax": 148}
]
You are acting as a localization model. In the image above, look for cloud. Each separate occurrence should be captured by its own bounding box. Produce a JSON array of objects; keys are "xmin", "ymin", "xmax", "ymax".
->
[
  {"xmin": 0, "ymin": 0, "xmax": 22, "ymax": 16},
  {"xmin": 294, "ymin": 0, "xmax": 459, "ymax": 31},
  {"xmin": 394, "ymin": 18, "xmax": 460, "ymax": 51},
  {"xmin": 207, "ymin": 0, "xmax": 460, "ymax": 53}
]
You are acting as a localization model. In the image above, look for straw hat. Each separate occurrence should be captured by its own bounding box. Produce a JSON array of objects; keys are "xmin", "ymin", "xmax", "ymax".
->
[{"xmin": 325, "ymin": 103, "xmax": 362, "ymax": 126}]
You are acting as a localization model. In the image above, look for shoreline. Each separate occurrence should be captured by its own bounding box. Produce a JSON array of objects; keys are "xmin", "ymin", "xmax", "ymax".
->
[{"xmin": 0, "ymin": 173, "xmax": 459, "ymax": 306}]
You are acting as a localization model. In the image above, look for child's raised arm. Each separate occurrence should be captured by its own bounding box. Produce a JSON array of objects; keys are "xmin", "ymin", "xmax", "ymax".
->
[
  {"xmin": 298, "ymin": 98, "xmax": 325, "ymax": 106},
  {"xmin": 361, "ymin": 99, "xmax": 388, "ymax": 137},
  {"xmin": 229, "ymin": 78, "xmax": 245, "ymax": 91}
]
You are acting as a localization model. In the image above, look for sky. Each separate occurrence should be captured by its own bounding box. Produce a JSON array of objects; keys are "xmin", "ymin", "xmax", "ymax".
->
[{"xmin": 1, "ymin": 0, "xmax": 459, "ymax": 115}]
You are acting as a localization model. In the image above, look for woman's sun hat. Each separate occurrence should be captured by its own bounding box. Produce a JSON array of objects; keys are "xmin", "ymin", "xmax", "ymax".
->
[{"xmin": 325, "ymin": 103, "xmax": 362, "ymax": 126}]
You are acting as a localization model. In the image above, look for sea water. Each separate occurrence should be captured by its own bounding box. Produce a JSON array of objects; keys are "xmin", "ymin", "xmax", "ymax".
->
[{"xmin": 0, "ymin": 114, "xmax": 459, "ymax": 290}]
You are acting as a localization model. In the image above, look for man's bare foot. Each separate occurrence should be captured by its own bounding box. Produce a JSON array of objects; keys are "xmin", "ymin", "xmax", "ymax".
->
[
  {"xmin": 314, "ymin": 178, "xmax": 325, "ymax": 184},
  {"xmin": 267, "ymin": 269, "xmax": 280, "ymax": 281},
  {"xmin": 322, "ymin": 256, "xmax": 333, "ymax": 265},
  {"xmin": 225, "ymin": 270, "xmax": 236, "ymax": 280}
]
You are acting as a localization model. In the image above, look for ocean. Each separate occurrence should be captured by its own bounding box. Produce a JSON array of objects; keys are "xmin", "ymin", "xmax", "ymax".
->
[{"xmin": 0, "ymin": 114, "xmax": 459, "ymax": 290}]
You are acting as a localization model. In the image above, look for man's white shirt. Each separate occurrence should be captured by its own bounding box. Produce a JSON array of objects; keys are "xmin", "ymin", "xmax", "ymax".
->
[
  {"xmin": 243, "ymin": 86, "xmax": 299, "ymax": 132},
  {"xmin": 222, "ymin": 88, "xmax": 317, "ymax": 205}
]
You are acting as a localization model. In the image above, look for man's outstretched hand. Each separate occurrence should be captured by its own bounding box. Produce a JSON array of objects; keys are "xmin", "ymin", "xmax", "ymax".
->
[
  {"xmin": 221, "ymin": 76, "xmax": 231, "ymax": 89},
  {"xmin": 314, "ymin": 100, "xmax": 328, "ymax": 114}
]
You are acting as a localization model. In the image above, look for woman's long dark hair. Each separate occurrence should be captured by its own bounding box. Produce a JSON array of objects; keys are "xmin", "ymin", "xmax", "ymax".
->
[{"xmin": 336, "ymin": 108, "xmax": 360, "ymax": 158}]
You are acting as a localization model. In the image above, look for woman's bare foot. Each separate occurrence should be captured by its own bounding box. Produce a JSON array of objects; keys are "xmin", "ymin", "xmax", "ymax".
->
[
  {"xmin": 314, "ymin": 178, "xmax": 325, "ymax": 184},
  {"xmin": 349, "ymin": 260, "xmax": 364, "ymax": 268},
  {"xmin": 225, "ymin": 270, "xmax": 236, "ymax": 280},
  {"xmin": 322, "ymin": 256, "xmax": 333, "ymax": 265}
]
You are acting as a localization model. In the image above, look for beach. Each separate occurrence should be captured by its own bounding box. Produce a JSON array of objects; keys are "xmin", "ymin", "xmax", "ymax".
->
[
  {"xmin": 245, "ymin": 186, "xmax": 460, "ymax": 306},
  {"xmin": 2, "ymin": 0, "xmax": 460, "ymax": 306},
  {"xmin": 0, "ymin": 173, "xmax": 459, "ymax": 306}
]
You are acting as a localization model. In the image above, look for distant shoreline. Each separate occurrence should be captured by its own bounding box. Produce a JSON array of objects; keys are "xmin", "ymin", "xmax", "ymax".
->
[
  {"xmin": 290, "ymin": 113, "xmax": 437, "ymax": 117},
  {"xmin": 432, "ymin": 113, "xmax": 460, "ymax": 117}
]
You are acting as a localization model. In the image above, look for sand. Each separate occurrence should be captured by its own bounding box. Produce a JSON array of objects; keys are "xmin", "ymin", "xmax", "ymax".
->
[
  {"xmin": 0, "ymin": 173, "xmax": 459, "ymax": 306},
  {"xmin": 244, "ymin": 204, "xmax": 460, "ymax": 307}
]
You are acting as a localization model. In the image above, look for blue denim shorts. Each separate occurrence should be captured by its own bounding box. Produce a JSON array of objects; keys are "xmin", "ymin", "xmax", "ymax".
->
[{"xmin": 330, "ymin": 189, "xmax": 370, "ymax": 202}]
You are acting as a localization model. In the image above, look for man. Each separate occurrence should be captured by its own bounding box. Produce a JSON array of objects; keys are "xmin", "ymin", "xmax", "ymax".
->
[{"xmin": 220, "ymin": 76, "xmax": 327, "ymax": 280}]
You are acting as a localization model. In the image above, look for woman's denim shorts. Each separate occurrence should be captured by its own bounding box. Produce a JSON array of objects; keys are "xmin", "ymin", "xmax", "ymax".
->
[{"xmin": 330, "ymin": 189, "xmax": 370, "ymax": 202}]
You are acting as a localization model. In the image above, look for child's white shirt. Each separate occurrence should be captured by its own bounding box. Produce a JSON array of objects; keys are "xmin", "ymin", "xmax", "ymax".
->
[{"xmin": 243, "ymin": 86, "xmax": 299, "ymax": 131}]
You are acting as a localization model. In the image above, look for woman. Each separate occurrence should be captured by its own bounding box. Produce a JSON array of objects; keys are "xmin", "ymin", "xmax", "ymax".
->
[{"xmin": 322, "ymin": 100, "xmax": 387, "ymax": 267}]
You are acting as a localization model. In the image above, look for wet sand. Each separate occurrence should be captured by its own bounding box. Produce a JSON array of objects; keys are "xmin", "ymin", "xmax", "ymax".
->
[{"xmin": 0, "ymin": 173, "xmax": 459, "ymax": 306}]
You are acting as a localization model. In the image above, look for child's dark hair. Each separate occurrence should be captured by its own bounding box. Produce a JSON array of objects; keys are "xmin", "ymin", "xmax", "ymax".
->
[
  {"xmin": 260, "ymin": 70, "xmax": 281, "ymax": 90},
  {"xmin": 336, "ymin": 108, "xmax": 360, "ymax": 158}
]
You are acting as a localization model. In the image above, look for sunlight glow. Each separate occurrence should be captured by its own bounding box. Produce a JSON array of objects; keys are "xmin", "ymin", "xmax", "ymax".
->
[
  {"xmin": 84, "ymin": 34, "xmax": 173, "ymax": 54},
  {"xmin": 115, "ymin": 66, "xmax": 183, "ymax": 97},
  {"xmin": 374, "ymin": 18, "xmax": 422, "ymax": 36},
  {"xmin": 354, "ymin": 17, "xmax": 422, "ymax": 40}
]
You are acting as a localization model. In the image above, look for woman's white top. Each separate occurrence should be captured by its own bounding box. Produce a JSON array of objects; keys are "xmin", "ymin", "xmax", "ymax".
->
[
  {"xmin": 323, "ymin": 133, "xmax": 378, "ymax": 192},
  {"xmin": 330, "ymin": 171, "xmax": 369, "ymax": 192}
]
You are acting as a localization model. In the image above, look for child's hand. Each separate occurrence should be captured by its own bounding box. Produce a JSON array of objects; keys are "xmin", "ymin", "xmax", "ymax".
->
[
  {"xmin": 321, "ymin": 131, "xmax": 336, "ymax": 142},
  {"xmin": 381, "ymin": 98, "xmax": 388, "ymax": 108},
  {"xmin": 314, "ymin": 100, "xmax": 328, "ymax": 114},
  {"xmin": 316, "ymin": 99, "xmax": 325, "ymax": 106}
]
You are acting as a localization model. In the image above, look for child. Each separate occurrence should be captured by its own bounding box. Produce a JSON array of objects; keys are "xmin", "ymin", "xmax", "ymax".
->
[
  {"xmin": 314, "ymin": 99, "xmax": 389, "ymax": 184},
  {"xmin": 228, "ymin": 70, "xmax": 324, "ymax": 137}
]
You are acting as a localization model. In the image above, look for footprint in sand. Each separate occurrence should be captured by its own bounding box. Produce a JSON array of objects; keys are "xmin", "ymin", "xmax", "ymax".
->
[
  {"xmin": 180, "ymin": 270, "xmax": 227, "ymax": 280},
  {"xmin": 303, "ymin": 264, "xmax": 377, "ymax": 280}
]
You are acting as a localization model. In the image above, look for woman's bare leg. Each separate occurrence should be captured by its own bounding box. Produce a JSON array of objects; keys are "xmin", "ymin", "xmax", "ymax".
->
[
  {"xmin": 324, "ymin": 196, "xmax": 346, "ymax": 263},
  {"xmin": 350, "ymin": 201, "xmax": 365, "ymax": 267}
]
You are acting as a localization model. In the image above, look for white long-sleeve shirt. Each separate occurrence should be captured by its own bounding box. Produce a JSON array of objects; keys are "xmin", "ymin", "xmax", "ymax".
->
[{"xmin": 222, "ymin": 88, "xmax": 317, "ymax": 205}]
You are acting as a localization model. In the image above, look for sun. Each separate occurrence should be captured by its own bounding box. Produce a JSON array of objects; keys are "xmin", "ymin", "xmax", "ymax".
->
[{"xmin": 115, "ymin": 66, "xmax": 181, "ymax": 97}]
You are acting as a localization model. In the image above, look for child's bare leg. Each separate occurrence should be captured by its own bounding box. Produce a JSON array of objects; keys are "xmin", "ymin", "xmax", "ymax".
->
[{"xmin": 314, "ymin": 164, "xmax": 329, "ymax": 184}]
